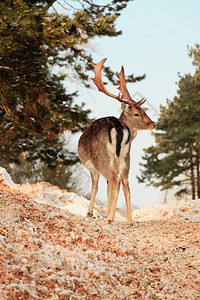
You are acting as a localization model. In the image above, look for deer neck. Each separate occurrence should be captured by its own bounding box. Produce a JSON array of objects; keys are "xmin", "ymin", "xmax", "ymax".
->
[{"xmin": 119, "ymin": 112, "xmax": 137, "ymax": 141}]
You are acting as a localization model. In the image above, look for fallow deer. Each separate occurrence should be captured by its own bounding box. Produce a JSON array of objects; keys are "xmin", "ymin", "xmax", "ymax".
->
[{"xmin": 78, "ymin": 58, "xmax": 155, "ymax": 225}]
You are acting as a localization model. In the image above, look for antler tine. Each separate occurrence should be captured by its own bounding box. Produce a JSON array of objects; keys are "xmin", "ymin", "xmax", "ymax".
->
[
  {"xmin": 136, "ymin": 97, "xmax": 147, "ymax": 106},
  {"xmin": 91, "ymin": 58, "xmax": 119, "ymax": 100},
  {"xmin": 116, "ymin": 66, "xmax": 136, "ymax": 106}
]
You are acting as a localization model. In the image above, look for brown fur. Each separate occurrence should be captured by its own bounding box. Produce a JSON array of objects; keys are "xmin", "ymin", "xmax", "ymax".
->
[
  {"xmin": 79, "ymin": 58, "xmax": 155, "ymax": 224},
  {"xmin": 78, "ymin": 104, "xmax": 155, "ymax": 225}
]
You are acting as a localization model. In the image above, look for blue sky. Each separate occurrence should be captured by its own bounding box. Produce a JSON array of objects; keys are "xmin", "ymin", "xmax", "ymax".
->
[{"xmin": 55, "ymin": 0, "xmax": 200, "ymax": 208}]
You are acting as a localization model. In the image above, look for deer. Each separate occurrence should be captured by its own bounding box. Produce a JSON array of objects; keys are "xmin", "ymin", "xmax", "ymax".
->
[{"xmin": 78, "ymin": 58, "xmax": 155, "ymax": 225}]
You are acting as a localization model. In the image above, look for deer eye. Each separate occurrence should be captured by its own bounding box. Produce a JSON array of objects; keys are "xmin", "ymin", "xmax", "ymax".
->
[{"xmin": 134, "ymin": 113, "xmax": 140, "ymax": 117}]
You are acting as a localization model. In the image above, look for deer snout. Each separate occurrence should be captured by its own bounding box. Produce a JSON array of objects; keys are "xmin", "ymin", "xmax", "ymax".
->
[{"xmin": 146, "ymin": 121, "xmax": 156, "ymax": 129}]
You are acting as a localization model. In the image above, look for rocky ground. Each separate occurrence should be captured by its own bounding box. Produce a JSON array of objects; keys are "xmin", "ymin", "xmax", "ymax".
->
[{"xmin": 0, "ymin": 182, "xmax": 200, "ymax": 299}]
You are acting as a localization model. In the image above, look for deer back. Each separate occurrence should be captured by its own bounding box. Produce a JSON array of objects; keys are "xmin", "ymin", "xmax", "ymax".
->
[{"xmin": 78, "ymin": 116, "xmax": 131, "ymax": 174}]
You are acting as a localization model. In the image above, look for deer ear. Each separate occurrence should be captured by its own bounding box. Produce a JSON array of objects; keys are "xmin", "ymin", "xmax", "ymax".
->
[
  {"xmin": 121, "ymin": 103, "xmax": 130, "ymax": 115},
  {"xmin": 143, "ymin": 107, "xmax": 148, "ymax": 112}
]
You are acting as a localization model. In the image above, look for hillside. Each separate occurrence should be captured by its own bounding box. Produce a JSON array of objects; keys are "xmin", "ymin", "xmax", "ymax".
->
[{"xmin": 0, "ymin": 168, "xmax": 200, "ymax": 299}]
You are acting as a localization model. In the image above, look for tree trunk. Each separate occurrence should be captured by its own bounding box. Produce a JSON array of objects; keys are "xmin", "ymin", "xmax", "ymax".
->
[
  {"xmin": 196, "ymin": 154, "xmax": 200, "ymax": 199},
  {"xmin": 164, "ymin": 189, "xmax": 168, "ymax": 204},
  {"xmin": 189, "ymin": 147, "xmax": 196, "ymax": 200}
]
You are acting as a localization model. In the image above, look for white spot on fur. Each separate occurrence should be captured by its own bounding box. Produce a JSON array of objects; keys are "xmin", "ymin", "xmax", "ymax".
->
[
  {"xmin": 106, "ymin": 127, "xmax": 130, "ymax": 174},
  {"xmin": 118, "ymin": 128, "xmax": 130, "ymax": 175},
  {"xmin": 121, "ymin": 128, "xmax": 129, "ymax": 146},
  {"xmin": 107, "ymin": 128, "xmax": 116, "ymax": 153},
  {"xmin": 132, "ymin": 130, "xmax": 137, "ymax": 141},
  {"xmin": 107, "ymin": 128, "xmax": 117, "ymax": 167},
  {"xmin": 118, "ymin": 157, "xmax": 127, "ymax": 175}
]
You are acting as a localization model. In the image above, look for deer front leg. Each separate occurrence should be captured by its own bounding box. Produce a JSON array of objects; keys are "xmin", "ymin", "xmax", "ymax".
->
[
  {"xmin": 87, "ymin": 171, "xmax": 100, "ymax": 217},
  {"xmin": 106, "ymin": 175, "xmax": 120, "ymax": 223}
]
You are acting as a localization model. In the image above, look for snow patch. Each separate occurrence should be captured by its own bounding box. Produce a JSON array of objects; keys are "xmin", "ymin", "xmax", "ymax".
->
[
  {"xmin": 0, "ymin": 167, "xmax": 19, "ymax": 190},
  {"xmin": 19, "ymin": 182, "xmax": 107, "ymax": 219},
  {"xmin": 1, "ymin": 167, "xmax": 199, "ymax": 223},
  {"xmin": 132, "ymin": 199, "xmax": 200, "ymax": 222}
]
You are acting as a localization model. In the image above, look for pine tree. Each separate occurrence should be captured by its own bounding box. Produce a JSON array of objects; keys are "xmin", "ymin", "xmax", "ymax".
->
[
  {"xmin": 188, "ymin": 43, "xmax": 200, "ymax": 198},
  {"xmin": 0, "ymin": 0, "xmax": 144, "ymax": 189},
  {"xmin": 138, "ymin": 47, "xmax": 200, "ymax": 200}
]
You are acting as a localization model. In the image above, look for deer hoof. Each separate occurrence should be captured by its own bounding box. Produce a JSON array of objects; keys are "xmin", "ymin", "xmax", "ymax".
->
[
  {"xmin": 127, "ymin": 220, "xmax": 133, "ymax": 226},
  {"xmin": 106, "ymin": 218, "xmax": 113, "ymax": 224},
  {"xmin": 127, "ymin": 216, "xmax": 133, "ymax": 226},
  {"xmin": 87, "ymin": 212, "xmax": 93, "ymax": 217}
]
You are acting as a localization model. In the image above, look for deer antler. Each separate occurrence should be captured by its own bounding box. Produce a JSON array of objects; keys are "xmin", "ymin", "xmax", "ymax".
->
[
  {"xmin": 116, "ymin": 66, "xmax": 136, "ymax": 105},
  {"xmin": 91, "ymin": 58, "xmax": 147, "ymax": 107},
  {"xmin": 136, "ymin": 97, "xmax": 147, "ymax": 106}
]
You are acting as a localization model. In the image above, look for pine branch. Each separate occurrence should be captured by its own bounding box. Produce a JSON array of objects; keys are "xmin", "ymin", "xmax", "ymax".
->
[{"xmin": 42, "ymin": 0, "xmax": 57, "ymax": 14}]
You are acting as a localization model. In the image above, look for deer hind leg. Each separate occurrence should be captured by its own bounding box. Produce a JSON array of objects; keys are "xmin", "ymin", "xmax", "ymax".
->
[
  {"xmin": 121, "ymin": 175, "xmax": 133, "ymax": 225},
  {"xmin": 107, "ymin": 181, "xmax": 112, "ymax": 216},
  {"xmin": 106, "ymin": 174, "xmax": 121, "ymax": 224},
  {"xmin": 87, "ymin": 170, "xmax": 100, "ymax": 217}
]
